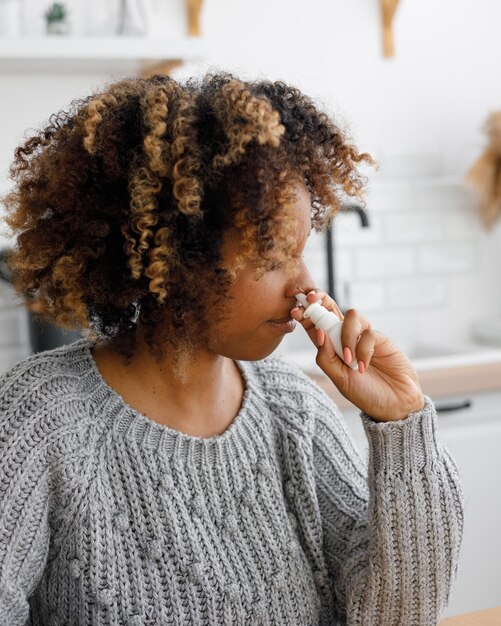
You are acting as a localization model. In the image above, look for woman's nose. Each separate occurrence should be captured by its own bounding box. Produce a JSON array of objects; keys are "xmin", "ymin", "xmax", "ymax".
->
[{"xmin": 287, "ymin": 264, "xmax": 316, "ymax": 299}]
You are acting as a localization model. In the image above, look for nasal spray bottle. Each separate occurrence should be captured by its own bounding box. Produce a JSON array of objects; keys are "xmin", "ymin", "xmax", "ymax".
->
[{"xmin": 295, "ymin": 291, "xmax": 359, "ymax": 371}]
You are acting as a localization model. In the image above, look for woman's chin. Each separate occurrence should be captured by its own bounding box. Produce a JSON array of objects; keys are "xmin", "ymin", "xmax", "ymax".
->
[{"xmin": 223, "ymin": 335, "xmax": 285, "ymax": 362}]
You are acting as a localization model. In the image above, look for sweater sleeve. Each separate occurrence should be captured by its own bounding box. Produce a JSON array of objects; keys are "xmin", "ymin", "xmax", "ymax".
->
[
  {"xmin": 0, "ymin": 371, "xmax": 51, "ymax": 625},
  {"xmin": 312, "ymin": 392, "xmax": 464, "ymax": 626}
]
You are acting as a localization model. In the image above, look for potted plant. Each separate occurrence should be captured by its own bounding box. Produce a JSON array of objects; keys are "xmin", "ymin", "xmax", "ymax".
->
[{"xmin": 44, "ymin": 2, "xmax": 70, "ymax": 35}]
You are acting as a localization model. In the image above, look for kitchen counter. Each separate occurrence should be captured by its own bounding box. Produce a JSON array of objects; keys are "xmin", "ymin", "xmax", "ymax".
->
[
  {"xmin": 438, "ymin": 605, "xmax": 501, "ymax": 625},
  {"xmin": 296, "ymin": 346, "xmax": 501, "ymax": 410}
]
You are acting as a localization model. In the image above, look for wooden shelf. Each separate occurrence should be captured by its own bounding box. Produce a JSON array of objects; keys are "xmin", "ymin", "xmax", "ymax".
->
[
  {"xmin": 0, "ymin": 36, "xmax": 208, "ymax": 74},
  {"xmin": 380, "ymin": 0, "xmax": 400, "ymax": 57}
]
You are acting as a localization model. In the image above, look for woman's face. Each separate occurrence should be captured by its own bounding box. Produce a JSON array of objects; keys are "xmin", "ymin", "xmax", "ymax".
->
[{"xmin": 209, "ymin": 181, "xmax": 316, "ymax": 361}]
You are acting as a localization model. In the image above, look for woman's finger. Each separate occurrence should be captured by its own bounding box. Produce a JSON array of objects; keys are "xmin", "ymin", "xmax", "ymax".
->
[
  {"xmin": 354, "ymin": 328, "xmax": 378, "ymax": 371},
  {"xmin": 291, "ymin": 289, "xmax": 344, "ymax": 328},
  {"xmin": 303, "ymin": 289, "xmax": 345, "ymax": 322},
  {"xmin": 340, "ymin": 309, "xmax": 373, "ymax": 365}
]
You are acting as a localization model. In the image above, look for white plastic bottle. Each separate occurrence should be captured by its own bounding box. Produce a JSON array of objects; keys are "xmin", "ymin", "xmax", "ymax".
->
[{"xmin": 295, "ymin": 293, "xmax": 359, "ymax": 370}]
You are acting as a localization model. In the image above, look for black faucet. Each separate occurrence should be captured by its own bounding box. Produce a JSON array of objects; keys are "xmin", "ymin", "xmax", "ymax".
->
[{"xmin": 324, "ymin": 203, "xmax": 370, "ymax": 313}]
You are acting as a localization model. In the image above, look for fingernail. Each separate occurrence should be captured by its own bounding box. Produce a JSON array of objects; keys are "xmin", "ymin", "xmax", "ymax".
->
[
  {"xmin": 343, "ymin": 346, "xmax": 352, "ymax": 364},
  {"xmin": 308, "ymin": 290, "xmax": 316, "ymax": 295},
  {"xmin": 358, "ymin": 360, "xmax": 365, "ymax": 373}
]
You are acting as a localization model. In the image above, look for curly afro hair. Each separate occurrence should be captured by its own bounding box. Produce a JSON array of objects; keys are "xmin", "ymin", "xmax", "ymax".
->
[{"xmin": 1, "ymin": 70, "xmax": 376, "ymax": 368}]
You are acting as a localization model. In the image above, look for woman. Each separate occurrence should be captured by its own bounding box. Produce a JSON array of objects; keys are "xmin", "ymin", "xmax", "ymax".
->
[{"xmin": 0, "ymin": 70, "xmax": 463, "ymax": 625}]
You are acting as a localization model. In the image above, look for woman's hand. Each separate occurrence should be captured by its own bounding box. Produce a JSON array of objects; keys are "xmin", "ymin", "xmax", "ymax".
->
[{"xmin": 291, "ymin": 289, "xmax": 425, "ymax": 422}]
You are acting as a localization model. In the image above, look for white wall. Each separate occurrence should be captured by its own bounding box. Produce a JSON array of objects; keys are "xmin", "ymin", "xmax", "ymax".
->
[{"xmin": 195, "ymin": 0, "xmax": 501, "ymax": 154}]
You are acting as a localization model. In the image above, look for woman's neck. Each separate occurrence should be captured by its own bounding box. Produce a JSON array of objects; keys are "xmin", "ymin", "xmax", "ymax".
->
[{"xmin": 90, "ymin": 337, "xmax": 245, "ymax": 438}]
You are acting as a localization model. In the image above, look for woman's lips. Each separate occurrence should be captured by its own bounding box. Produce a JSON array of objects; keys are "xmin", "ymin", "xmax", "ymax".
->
[{"xmin": 267, "ymin": 317, "xmax": 297, "ymax": 333}]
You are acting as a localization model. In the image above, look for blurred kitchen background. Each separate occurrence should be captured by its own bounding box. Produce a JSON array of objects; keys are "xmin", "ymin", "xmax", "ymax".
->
[{"xmin": 0, "ymin": 0, "xmax": 500, "ymax": 618}]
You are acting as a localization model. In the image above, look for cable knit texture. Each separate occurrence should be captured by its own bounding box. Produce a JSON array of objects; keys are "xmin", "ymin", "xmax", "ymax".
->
[{"xmin": 0, "ymin": 337, "xmax": 464, "ymax": 625}]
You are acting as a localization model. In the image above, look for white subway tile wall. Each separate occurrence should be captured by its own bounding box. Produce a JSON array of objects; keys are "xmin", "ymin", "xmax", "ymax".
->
[
  {"xmin": 387, "ymin": 276, "xmax": 448, "ymax": 309},
  {"xmin": 383, "ymin": 212, "xmax": 443, "ymax": 243},
  {"xmin": 349, "ymin": 281, "xmax": 386, "ymax": 311},
  {"xmin": 418, "ymin": 242, "xmax": 477, "ymax": 273},
  {"xmin": 355, "ymin": 247, "xmax": 416, "ymax": 278}
]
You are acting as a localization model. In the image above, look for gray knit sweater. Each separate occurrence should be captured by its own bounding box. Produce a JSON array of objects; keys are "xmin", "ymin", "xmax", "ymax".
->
[{"xmin": 0, "ymin": 337, "xmax": 464, "ymax": 626}]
